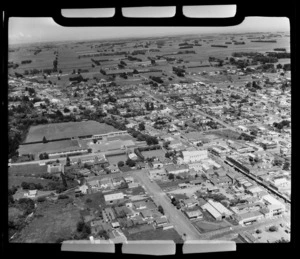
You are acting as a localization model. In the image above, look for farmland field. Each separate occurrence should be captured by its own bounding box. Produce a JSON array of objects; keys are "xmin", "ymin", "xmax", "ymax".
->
[{"xmin": 24, "ymin": 120, "xmax": 118, "ymax": 143}]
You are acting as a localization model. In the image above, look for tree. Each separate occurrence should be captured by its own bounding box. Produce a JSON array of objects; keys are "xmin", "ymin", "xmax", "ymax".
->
[
  {"xmin": 76, "ymin": 221, "xmax": 85, "ymax": 232},
  {"xmin": 42, "ymin": 136, "xmax": 48, "ymax": 144},
  {"xmin": 282, "ymin": 162, "xmax": 290, "ymax": 171},
  {"xmin": 269, "ymin": 226, "xmax": 278, "ymax": 232},
  {"xmin": 66, "ymin": 156, "xmax": 71, "ymax": 166},
  {"xmin": 138, "ymin": 122, "xmax": 145, "ymax": 131},
  {"xmin": 168, "ymin": 174, "xmax": 175, "ymax": 180},
  {"xmin": 37, "ymin": 196, "xmax": 46, "ymax": 202},
  {"xmin": 21, "ymin": 182, "xmax": 30, "ymax": 190},
  {"xmin": 126, "ymin": 159, "xmax": 136, "ymax": 167},
  {"xmin": 118, "ymin": 161, "xmax": 125, "ymax": 167},
  {"xmin": 58, "ymin": 194, "xmax": 69, "ymax": 199},
  {"xmin": 158, "ymin": 205, "xmax": 164, "ymax": 215},
  {"xmin": 63, "ymin": 107, "xmax": 70, "ymax": 113}
]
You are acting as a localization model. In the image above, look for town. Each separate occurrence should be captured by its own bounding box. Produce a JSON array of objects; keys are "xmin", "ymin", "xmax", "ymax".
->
[{"xmin": 8, "ymin": 30, "xmax": 291, "ymax": 244}]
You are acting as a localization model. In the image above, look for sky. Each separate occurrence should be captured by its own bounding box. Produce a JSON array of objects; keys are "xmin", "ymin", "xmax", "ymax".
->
[{"xmin": 8, "ymin": 7, "xmax": 290, "ymax": 45}]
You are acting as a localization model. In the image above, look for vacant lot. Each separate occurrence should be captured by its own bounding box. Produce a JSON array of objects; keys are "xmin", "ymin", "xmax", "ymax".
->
[
  {"xmin": 193, "ymin": 220, "xmax": 231, "ymax": 233},
  {"xmin": 24, "ymin": 120, "xmax": 118, "ymax": 143},
  {"xmin": 209, "ymin": 129, "xmax": 241, "ymax": 140},
  {"xmin": 11, "ymin": 199, "xmax": 81, "ymax": 243},
  {"xmin": 156, "ymin": 178, "xmax": 193, "ymax": 191},
  {"xmin": 106, "ymin": 154, "xmax": 128, "ymax": 166},
  {"xmin": 251, "ymin": 224, "xmax": 290, "ymax": 243},
  {"xmin": 125, "ymin": 227, "xmax": 184, "ymax": 243}
]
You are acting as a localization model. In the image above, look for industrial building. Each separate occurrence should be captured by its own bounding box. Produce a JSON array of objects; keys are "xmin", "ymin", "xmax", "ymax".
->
[
  {"xmin": 201, "ymin": 202, "xmax": 222, "ymax": 221},
  {"xmin": 104, "ymin": 192, "xmax": 125, "ymax": 204}
]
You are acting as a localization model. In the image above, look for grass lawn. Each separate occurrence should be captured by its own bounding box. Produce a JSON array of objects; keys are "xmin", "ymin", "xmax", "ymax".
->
[
  {"xmin": 125, "ymin": 228, "xmax": 184, "ymax": 243},
  {"xmin": 84, "ymin": 192, "xmax": 106, "ymax": 210},
  {"xmin": 124, "ymin": 186, "xmax": 145, "ymax": 196},
  {"xmin": 11, "ymin": 199, "xmax": 81, "ymax": 243},
  {"xmin": 106, "ymin": 154, "xmax": 128, "ymax": 166},
  {"xmin": 24, "ymin": 120, "xmax": 118, "ymax": 143}
]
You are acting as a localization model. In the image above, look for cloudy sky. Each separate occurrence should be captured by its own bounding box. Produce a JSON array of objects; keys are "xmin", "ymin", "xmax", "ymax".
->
[{"xmin": 8, "ymin": 7, "xmax": 290, "ymax": 45}]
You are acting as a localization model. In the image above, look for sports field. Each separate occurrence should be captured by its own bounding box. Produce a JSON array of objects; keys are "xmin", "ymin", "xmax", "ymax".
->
[
  {"xmin": 18, "ymin": 139, "xmax": 80, "ymax": 156},
  {"xmin": 24, "ymin": 120, "xmax": 118, "ymax": 143}
]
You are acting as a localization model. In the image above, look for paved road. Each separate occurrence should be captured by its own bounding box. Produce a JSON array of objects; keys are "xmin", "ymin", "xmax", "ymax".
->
[{"xmin": 131, "ymin": 170, "xmax": 202, "ymax": 241}]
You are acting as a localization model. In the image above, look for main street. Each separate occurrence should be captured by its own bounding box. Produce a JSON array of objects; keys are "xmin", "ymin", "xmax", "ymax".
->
[{"xmin": 131, "ymin": 169, "xmax": 203, "ymax": 241}]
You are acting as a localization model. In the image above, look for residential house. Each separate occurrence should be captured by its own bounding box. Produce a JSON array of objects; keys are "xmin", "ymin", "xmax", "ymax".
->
[
  {"xmin": 152, "ymin": 161, "xmax": 164, "ymax": 169},
  {"xmin": 87, "ymin": 180, "xmax": 101, "ymax": 192},
  {"xmin": 100, "ymin": 178, "xmax": 113, "ymax": 189},
  {"xmin": 148, "ymin": 168, "xmax": 167, "ymax": 179},
  {"xmin": 182, "ymin": 198, "xmax": 198, "ymax": 208},
  {"xmin": 79, "ymin": 184, "xmax": 89, "ymax": 194},
  {"xmin": 79, "ymin": 168, "xmax": 91, "ymax": 177},
  {"xmin": 47, "ymin": 163, "xmax": 63, "ymax": 173},
  {"xmin": 107, "ymin": 164, "xmax": 120, "ymax": 173},
  {"xmin": 184, "ymin": 209, "xmax": 203, "ymax": 221},
  {"xmin": 154, "ymin": 217, "xmax": 168, "ymax": 228},
  {"xmin": 24, "ymin": 190, "xmax": 37, "ymax": 198},
  {"xmin": 133, "ymin": 201, "xmax": 147, "ymax": 210}
]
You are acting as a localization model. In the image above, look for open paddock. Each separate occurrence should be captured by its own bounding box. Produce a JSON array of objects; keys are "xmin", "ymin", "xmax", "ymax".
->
[{"xmin": 9, "ymin": 164, "xmax": 48, "ymax": 176}]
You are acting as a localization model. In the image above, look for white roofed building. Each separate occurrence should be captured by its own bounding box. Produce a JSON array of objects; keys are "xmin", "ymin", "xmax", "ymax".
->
[{"xmin": 182, "ymin": 150, "xmax": 208, "ymax": 163}]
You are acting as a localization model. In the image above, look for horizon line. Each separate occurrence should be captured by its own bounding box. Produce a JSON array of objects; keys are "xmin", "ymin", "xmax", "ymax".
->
[{"xmin": 9, "ymin": 29, "xmax": 289, "ymax": 46}]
